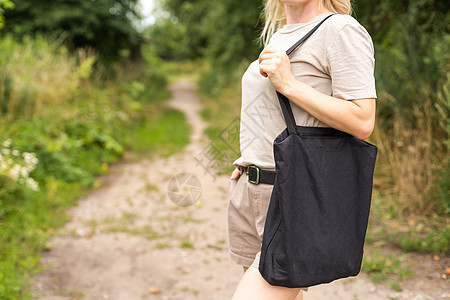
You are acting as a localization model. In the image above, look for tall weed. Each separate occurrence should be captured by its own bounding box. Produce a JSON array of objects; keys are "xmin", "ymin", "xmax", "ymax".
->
[
  {"xmin": 0, "ymin": 35, "xmax": 84, "ymax": 120},
  {"xmin": 373, "ymin": 100, "xmax": 435, "ymax": 215},
  {"xmin": 373, "ymin": 15, "xmax": 449, "ymax": 216}
]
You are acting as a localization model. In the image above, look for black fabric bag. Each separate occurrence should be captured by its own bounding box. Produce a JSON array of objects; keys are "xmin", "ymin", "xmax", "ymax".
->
[{"xmin": 258, "ymin": 14, "xmax": 378, "ymax": 288}]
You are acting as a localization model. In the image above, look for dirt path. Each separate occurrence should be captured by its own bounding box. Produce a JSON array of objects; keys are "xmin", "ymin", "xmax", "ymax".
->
[{"xmin": 32, "ymin": 81, "xmax": 448, "ymax": 300}]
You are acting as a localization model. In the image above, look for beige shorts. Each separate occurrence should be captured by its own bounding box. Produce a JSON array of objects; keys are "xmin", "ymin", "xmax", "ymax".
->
[
  {"xmin": 227, "ymin": 167, "xmax": 274, "ymax": 269},
  {"xmin": 227, "ymin": 167, "xmax": 308, "ymax": 291}
]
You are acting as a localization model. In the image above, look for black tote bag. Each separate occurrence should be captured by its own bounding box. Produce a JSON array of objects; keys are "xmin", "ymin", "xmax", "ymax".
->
[{"xmin": 258, "ymin": 14, "xmax": 378, "ymax": 288}]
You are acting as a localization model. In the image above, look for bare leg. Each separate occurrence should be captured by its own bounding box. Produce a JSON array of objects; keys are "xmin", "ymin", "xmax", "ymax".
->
[
  {"xmin": 294, "ymin": 290, "xmax": 303, "ymax": 300},
  {"xmin": 232, "ymin": 267, "xmax": 300, "ymax": 300},
  {"xmin": 240, "ymin": 266, "xmax": 303, "ymax": 299}
]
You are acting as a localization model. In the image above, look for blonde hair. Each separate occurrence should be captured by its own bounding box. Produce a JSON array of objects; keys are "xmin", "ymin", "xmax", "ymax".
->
[{"xmin": 260, "ymin": 0, "xmax": 352, "ymax": 45}]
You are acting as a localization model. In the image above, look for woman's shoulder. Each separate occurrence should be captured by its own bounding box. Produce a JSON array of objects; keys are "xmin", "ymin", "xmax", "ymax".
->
[
  {"xmin": 324, "ymin": 14, "xmax": 365, "ymax": 30},
  {"xmin": 321, "ymin": 14, "xmax": 373, "ymax": 46}
]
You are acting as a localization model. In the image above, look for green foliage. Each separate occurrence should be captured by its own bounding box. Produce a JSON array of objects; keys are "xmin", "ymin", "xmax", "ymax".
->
[
  {"xmin": 3, "ymin": 0, "xmax": 141, "ymax": 61},
  {"xmin": 0, "ymin": 35, "xmax": 86, "ymax": 119},
  {"xmin": 150, "ymin": 0, "xmax": 263, "ymax": 88},
  {"xmin": 357, "ymin": 0, "xmax": 450, "ymax": 215},
  {"xmin": 353, "ymin": 0, "xmax": 449, "ymax": 43},
  {"xmin": 146, "ymin": 0, "xmax": 210, "ymax": 60},
  {"xmin": 353, "ymin": 0, "xmax": 450, "ymax": 144},
  {"xmin": 372, "ymin": 9, "xmax": 449, "ymax": 125},
  {"xmin": 146, "ymin": 17, "xmax": 201, "ymax": 61},
  {"xmin": 435, "ymin": 74, "xmax": 450, "ymax": 150},
  {"xmin": 0, "ymin": 0, "xmax": 13, "ymax": 30},
  {"xmin": 201, "ymin": 0, "xmax": 263, "ymax": 71},
  {"xmin": 0, "ymin": 36, "xmax": 189, "ymax": 299}
]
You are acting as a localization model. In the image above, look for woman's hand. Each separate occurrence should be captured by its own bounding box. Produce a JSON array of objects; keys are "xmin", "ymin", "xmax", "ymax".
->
[
  {"xmin": 259, "ymin": 46, "xmax": 296, "ymax": 93},
  {"xmin": 230, "ymin": 168, "xmax": 241, "ymax": 180}
]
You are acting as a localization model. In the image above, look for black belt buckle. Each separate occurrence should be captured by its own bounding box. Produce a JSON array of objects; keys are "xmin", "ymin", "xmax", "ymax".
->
[{"xmin": 247, "ymin": 165, "xmax": 260, "ymax": 184}]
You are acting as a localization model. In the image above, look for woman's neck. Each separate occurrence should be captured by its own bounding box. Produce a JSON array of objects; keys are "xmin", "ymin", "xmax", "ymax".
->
[{"xmin": 284, "ymin": 1, "xmax": 330, "ymax": 24}]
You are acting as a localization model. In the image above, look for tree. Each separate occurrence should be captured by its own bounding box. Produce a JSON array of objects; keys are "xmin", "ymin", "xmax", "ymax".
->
[
  {"xmin": 3, "ymin": 0, "xmax": 142, "ymax": 61},
  {"xmin": 353, "ymin": 0, "xmax": 449, "ymax": 42},
  {"xmin": 151, "ymin": 0, "xmax": 263, "ymax": 65},
  {"xmin": 0, "ymin": 0, "xmax": 14, "ymax": 30}
]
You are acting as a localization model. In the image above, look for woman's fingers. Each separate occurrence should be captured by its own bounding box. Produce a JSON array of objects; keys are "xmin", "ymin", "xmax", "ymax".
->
[
  {"xmin": 259, "ymin": 46, "xmax": 283, "ymax": 63},
  {"xmin": 260, "ymin": 58, "xmax": 281, "ymax": 66},
  {"xmin": 259, "ymin": 48, "xmax": 286, "ymax": 78},
  {"xmin": 260, "ymin": 58, "xmax": 279, "ymax": 77},
  {"xmin": 259, "ymin": 53, "xmax": 277, "ymax": 64},
  {"xmin": 230, "ymin": 168, "xmax": 241, "ymax": 180},
  {"xmin": 259, "ymin": 45, "xmax": 294, "ymax": 91},
  {"xmin": 259, "ymin": 64, "xmax": 276, "ymax": 77},
  {"xmin": 260, "ymin": 52, "xmax": 281, "ymax": 61}
]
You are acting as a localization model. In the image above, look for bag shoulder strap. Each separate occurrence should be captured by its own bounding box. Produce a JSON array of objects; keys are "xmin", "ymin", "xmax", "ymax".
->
[{"xmin": 277, "ymin": 13, "xmax": 334, "ymax": 135}]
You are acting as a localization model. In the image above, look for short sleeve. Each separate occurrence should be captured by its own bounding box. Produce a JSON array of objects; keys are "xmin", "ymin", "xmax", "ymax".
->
[{"xmin": 327, "ymin": 22, "xmax": 377, "ymax": 100}]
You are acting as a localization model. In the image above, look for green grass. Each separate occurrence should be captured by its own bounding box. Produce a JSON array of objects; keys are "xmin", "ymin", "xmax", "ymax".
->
[
  {"xmin": 0, "ymin": 181, "xmax": 85, "ymax": 298},
  {"xmin": 367, "ymin": 218, "xmax": 450, "ymax": 254},
  {"xmin": 161, "ymin": 60, "xmax": 209, "ymax": 84},
  {"xmin": 59, "ymin": 289, "xmax": 84, "ymax": 299},
  {"xmin": 126, "ymin": 105, "xmax": 190, "ymax": 157},
  {"xmin": 362, "ymin": 249, "xmax": 415, "ymax": 291},
  {"xmin": 368, "ymin": 193, "xmax": 450, "ymax": 254},
  {"xmin": 179, "ymin": 241, "xmax": 195, "ymax": 249},
  {"xmin": 153, "ymin": 242, "xmax": 172, "ymax": 249},
  {"xmin": 180, "ymin": 216, "xmax": 204, "ymax": 223}
]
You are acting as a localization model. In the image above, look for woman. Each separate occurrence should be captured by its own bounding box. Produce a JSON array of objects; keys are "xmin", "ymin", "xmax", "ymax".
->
[{"xmin": 227, "ymin": 0, "xmax": 376, "ymax": 299}]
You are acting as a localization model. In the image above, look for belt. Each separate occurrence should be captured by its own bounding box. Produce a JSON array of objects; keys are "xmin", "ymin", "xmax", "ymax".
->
[{"xmin": 245, "ymin": 165, "xmax": 276, "ymax": 185}]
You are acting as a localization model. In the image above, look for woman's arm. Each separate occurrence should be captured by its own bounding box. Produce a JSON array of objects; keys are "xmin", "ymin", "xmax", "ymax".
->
[
  {"xmin": 259, "ymin": 46, "xmax": 376, "ymax": 140},
  {"xmin": 283, "ymin": 80, "xmax": 376, "ymax": 140}
]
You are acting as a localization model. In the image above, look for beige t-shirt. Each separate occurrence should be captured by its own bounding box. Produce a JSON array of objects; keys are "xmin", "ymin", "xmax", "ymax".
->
[{"xmin": 233, "ymin": 13, "xmax": 377, "ymax": 169}]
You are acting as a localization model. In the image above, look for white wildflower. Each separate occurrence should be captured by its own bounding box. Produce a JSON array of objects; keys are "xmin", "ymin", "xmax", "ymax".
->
[
  {"xmin": 0, "ymin": 147, "xmax": 39, "ymax": 190},
  {"xmin": 25, "ymin": 177, "xmax": 39, "ymax": 191},
  {"xmin": 117, "ymin": 112, "xmax": 129, "ymax": 121},
  {"xmin": 20, "ymin": 167, "xmax": 29, "ymax": 178},
  {"xmin": 23, "ymin": 152, "xmax": 38, "ymax": 167},
  {"xmin": 2, "ymin": 139, "xmax": 11, "ymax": 148},
  {"xmin": 26, "ymin": 164, "xmax": 35, "ymax": 172},
  {"xmin": 23, "ymin": 152, "xmax": 32, "ymax": 161},
  {"xmin": 9, "ymin": 164, "xmax": 21, "ymax": 180}
]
